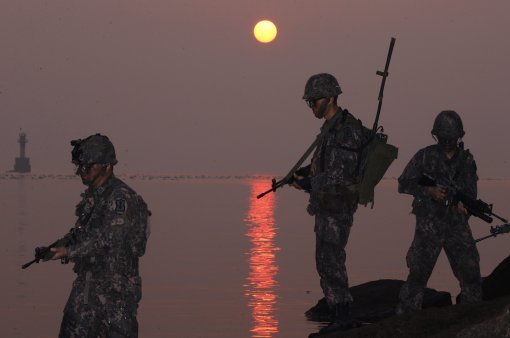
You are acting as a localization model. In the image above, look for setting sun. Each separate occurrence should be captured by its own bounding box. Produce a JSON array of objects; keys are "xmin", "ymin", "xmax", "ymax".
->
[{"xmin": 253, "ymin": 20, "xmax": 277, "ymax": 43}]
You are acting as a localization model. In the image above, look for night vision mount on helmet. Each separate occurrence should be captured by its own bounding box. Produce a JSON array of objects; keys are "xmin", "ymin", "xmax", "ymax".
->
[{"xmin": 71, "ymin": 134, "xmax": 118, "ymax": 166}]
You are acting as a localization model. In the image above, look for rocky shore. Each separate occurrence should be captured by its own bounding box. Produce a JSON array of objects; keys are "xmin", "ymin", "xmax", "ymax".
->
[{"xmin": 307, "ymin": 255, "xmax": 510, "ymax": 337}]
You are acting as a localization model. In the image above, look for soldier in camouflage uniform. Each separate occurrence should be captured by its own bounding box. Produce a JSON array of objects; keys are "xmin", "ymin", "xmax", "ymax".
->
[
  {"xmin": 396, "ymin": 111, "xmax": 482, "ymax": 314},
  {"xmin": 49, "ymin": 134, "xmax": 150, "ymax": 337},
  {"xmin": 292, "ymin": 73, "xmax": 367, "ymax": 336}
]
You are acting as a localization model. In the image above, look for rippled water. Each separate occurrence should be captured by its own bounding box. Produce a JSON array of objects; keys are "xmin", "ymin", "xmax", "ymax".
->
[{"xmin": 1, "ymin": 174, "xmax": 509, "ymax": 337}]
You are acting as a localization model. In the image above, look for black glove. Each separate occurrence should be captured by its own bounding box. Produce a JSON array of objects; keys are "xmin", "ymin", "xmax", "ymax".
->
[
  {"xmin": 35, "ymin": 246, "xmax": 55, "ymax": 261},
  {"xmin": 293, "ymin": 166, "xmax": 312, "ymax": 192}
]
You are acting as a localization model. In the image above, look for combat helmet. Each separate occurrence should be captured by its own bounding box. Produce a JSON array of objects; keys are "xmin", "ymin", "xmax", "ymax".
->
[
  {"xmin": 303, "ymin": 73, "xmax": 342, "ymax": 101},
  {"xmin": 71, "ymin": 134, "xmax": 118, "ymax": 166},
  {"xmin": 431, "ymin": 110, "xmax": 465, "ymax": 139}
]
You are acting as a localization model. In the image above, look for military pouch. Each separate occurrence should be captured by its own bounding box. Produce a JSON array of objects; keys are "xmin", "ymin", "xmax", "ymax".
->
[
  {"xmin": 411, "ymin": 198, "xmax": 428, "ymax": 217},
  {"xmin": 355, "ymin": 133, "xmax": 398, "ymax": 207},
  {"xmin": 331, "ymin": 114, "xmax": 398, "ymax": 208},
  {"xmin": 317, "ymin": 185, "xmax": 358, "ymax": 214}
]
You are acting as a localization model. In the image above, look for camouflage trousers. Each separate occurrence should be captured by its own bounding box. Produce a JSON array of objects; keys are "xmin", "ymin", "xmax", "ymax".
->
[
  {"xmin": 398, "ymin": 216, "xmax": 482, "ymax": 313},
  {"xmin": 315, "ymin": 212, "xmax": 354, "ymax": 308},
  {"xmin": 59, "ymin": 276, "xmax": 139, "ymax": 338}
]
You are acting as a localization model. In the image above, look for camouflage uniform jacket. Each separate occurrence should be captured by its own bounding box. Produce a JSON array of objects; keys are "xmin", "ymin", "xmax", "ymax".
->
[
  {"xmin": 308, "ymin": 109, "xmax": 368, "ymax": 216},
  {"xmin": 398, "ymin": 144, "xmax": 477, "ymax": 222},
  {"xmin": 68, "ymin": 175, "xmax": 150, "ymax": 295}
]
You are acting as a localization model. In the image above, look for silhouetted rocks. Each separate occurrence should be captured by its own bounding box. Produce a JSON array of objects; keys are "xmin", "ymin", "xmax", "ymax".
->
[
  {"xmin": 307, "ymin": 255, "xmax": 510, "ymax": 337},
  {"xmin": 456, "ymin": 304, "xmax": 510, "ymax": 338},
  {"xmin": 306, "ymin": 279, "xmax": 451, "ymax": 323},
  {"xmin": 320, "ymin": 296, "xmax": 510, "ymax": 338},
  {"xmin": 482, "ymin": 254, "xmax": 510, "ymax": 300}
]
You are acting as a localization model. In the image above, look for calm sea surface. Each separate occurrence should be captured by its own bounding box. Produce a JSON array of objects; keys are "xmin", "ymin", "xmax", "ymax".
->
[{"xmin": 1, "ymin": 174, "xmax": 509, "ymax": 338}]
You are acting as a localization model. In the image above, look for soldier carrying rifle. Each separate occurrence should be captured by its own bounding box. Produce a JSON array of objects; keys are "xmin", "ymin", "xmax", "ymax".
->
[
  {"xmin": 294, "ymin": 73, "xmax": 367, "ymax": 337},
  {"xmin": 396, "ymin": 111, "xmax": 482, "ymax": 314},
  {"xmin": 24, "ymin": 134, "xmax": 150, "ymax": 338},
  {"xmin": 259, "ymin": 38, "xmax": 397, "ymax": 337}
]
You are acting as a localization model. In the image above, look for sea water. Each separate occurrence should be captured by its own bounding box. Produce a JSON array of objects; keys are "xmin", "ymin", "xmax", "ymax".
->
[{"xmin": 1, "ymin": 174, "xmax": 508, "ymax": 337}]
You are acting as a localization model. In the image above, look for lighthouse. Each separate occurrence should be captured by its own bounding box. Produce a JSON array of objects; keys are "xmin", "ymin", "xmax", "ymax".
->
[{"xmin": 13, "ymin": 132, "xmax": 31, "ymax": 173}]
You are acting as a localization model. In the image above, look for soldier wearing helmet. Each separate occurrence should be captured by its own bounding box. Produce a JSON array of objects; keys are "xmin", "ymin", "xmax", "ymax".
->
[
  {"xmin": 293, "ymin": 73, "xmax": 367, "ymax": 336},
  {"xmin": 48, "ymin": 133, "xmax": 150, "ymax": 337},
  {"xmin": 302, "ymin": 73, "xmax": 342, "ymax": 120},
  {"xmin": 396, "ymin": 111, "xmax": 482, "ymax": 315},
  {"xmin": 431, "ymin": 110, "xmax": 465, "ymax": 153},
  {"xmin": 71, "ymin": 134, "xmax": 118, "ymax": 187}
]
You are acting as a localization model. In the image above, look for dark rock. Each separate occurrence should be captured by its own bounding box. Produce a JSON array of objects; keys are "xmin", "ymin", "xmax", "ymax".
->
[
  {"xmin": 482, "ymin": 254, "xmax": 510, "ymax": 300},
  {"xmin": 306, "ymin": 255, "xmax": 510, "ymax": 337},
  {"xmin": 305, "ymin": 279, "xmax": 451, "ymax": 322},
  {"xmin": 313, "ymin": 296, "xmax": 510, "ymax": 338},
  {"xmin": 455, "ymin": 305, "xmax": 510, "ymax": 338}
]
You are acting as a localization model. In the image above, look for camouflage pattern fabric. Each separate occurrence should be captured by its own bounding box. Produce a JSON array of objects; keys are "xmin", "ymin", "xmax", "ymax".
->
[
  {"xmin": 315, "ymin": 214, "xmax": 354, "ymax": 306},
  {"xmin": 397, "ymin": 145, "xmax": 482, "ymax": 313},
  {"xmin": 59, "ymin": 176, "xmax": 149, "ymax": 338},
  {"xmin": 310, "ymin": 110, "xmax": 366, "ymax": 198},
  {"xmin": 306, "ymin": 109, "xmax": 367, "ymax": 308}
]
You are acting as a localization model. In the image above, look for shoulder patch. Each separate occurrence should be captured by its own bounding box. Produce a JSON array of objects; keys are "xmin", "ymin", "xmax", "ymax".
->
[{"xmin": 115, "ymin": 198, "xmax": 126, "ymax": 214}]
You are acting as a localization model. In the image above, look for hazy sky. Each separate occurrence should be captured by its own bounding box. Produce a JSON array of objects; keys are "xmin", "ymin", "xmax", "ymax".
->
[{"xmin": 1, "ymin": 0, "xmax": 509, "ymax": 177}]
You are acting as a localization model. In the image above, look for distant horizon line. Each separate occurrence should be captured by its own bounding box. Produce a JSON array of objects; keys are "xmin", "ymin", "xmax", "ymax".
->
[{"xmin": 1, "ymin": 172, "xmax": 509, "ymax": 181}]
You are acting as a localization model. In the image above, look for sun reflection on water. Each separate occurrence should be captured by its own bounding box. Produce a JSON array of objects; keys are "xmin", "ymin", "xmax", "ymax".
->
[{"xmin": 244, "ymin": 180, "xmax": 280, "ymax": 337}]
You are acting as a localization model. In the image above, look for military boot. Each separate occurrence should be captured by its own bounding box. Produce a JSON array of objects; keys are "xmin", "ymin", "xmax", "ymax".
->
[{"xmin": 308, "ymin": 302, "xmax": 361, "ymax": 337}]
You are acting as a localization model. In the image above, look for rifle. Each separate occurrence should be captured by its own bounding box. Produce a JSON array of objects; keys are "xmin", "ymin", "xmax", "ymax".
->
[
  {"xmin": 256, "ymin": 111, "xmax": 344, "ymax": 199},
  {"xmin": 21, "ymin": 232, "xmax": 75, "ymax": 269},
  {"xmin": 22, "ymin": 240, "xmax": 60, "ymax": 269},
  {"xmin": 22, "ymin": 181, "xmax": 114, "ymax": 269},
  {"xmin": 373, "ymin": 37, "xmax": 395, "ymax": 133},
  {"xmin": 257, "ymin": 37, "xmax": 397, "ymax": 200},
  {"xmin": 476, "ymin": 223, "xmax": 510, "ymax": 242},
  {"xmin": 418, "ymin": 173, "xmax": 508, "ymax": 224}
]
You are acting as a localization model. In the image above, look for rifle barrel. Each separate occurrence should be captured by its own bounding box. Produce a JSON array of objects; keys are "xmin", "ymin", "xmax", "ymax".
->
[
  {"xmin": 256, "ymin": 189, "xmax": 273, "ymax": 199},
  {"xmin": 21, "ymin": 239, "xmax": 61, "ymax": 270},
  {"xmin": 491, "ymin": 212, "xmax": 508, "ymax": 223},
  {"xmin": 256, "ymin": 179, "xmax": 284, "ymax": 199},
  {"xmin": 373, "ymin": 37, "xmax": 396, "ymax": 132},
  {"xmin": 475, "ymin": 223, "xmax": 510, "ymax": 243},
  {"xmin": 21, "ymin": 258, "xmax": 38, "ymax": 269},
  {"xmin": 475, "ymin": 234, "xmax": 495, "ymax": 243}
]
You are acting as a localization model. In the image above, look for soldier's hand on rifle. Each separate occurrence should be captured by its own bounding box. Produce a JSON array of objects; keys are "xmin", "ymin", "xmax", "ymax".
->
[
  {"xmin": 35, "ymin": 246, "xmax": 56, "ymax": 261},
  {"xmin": 457, "ymin": 201, "xmax": 468, "ymax": 214},
  {"xmin": 50, "ymin": 247, "xmax": 70, "ymax": 260},
  {"xmin": 427, "ymin": 186, "xmax": 446, "ymax": 201},
  {"xmin": 290, "ymin": 173, "xmax": 305, "ymax": 190}
]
